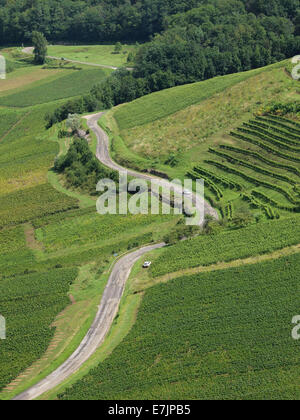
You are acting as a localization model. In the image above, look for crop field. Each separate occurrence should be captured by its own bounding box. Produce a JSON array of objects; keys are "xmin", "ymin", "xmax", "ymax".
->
[
  {"xmin": 187, "ymin": 114, "xmax": 300, "ymax": 219},
  {"xmin": 37, "ymin": 210, "xmax": 176, "ymax": 253},
  {"xmin": 0, "ymin": 108, "xmax": 26, "ymax": 139},
  {"xmin": 47, "ymin": 44, "xmax": 138, "ymax": 68},
  {"xmin": 118, "ymin": 67, "xmax": 295, "ymax": 163},
  {"xmin": 0, "ymin": 183, "xmax": 79, "ymax": 229},
  {"xmin": 150, "ymin": 217, "xmax": 300, "ymax": 277},
  {"xmin": 59, "ymin": 253, "xmax": 300, "ymax": 400},
  {"xmin": 0, "ymin": 46, "xmax": 180, "ymax": 396},
  {"xmin": 0, "ymin": 106, "xmax": 72, "ymax": 195},
  {"xmin": 0, "ymin": 268, "xmax": 78, "ymax": 391},
  {"xmin": 0, "ymin": 43, "xmax": 299, "ymax": 401},
  {"xmin": 0, "ymin": 68, "xmax": 111, "ymax": 107}
]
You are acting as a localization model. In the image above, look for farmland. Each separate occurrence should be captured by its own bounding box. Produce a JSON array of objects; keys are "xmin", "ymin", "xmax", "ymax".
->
[
  {"xmin": 0, "ymin": 268, "xmax": 78, "ymax": 391},
  {"xmin": 0, "ymin": 68, "xmax": 111, "ymax": 107},
  {"xmin": 0, "ymin": 49, "xmax": 179, "ymax": 397},
  {"xmin": 150, "ymin": 217, "xmax": 300, "ymax": 277},
  {"xmin": 106, "ymin": 60, "xmax": 300, "ymax": 220},
  {"xmin": 0, "ymin": 41, "xmax": 300, "ymax": 402},
  {"xmin": 59, "ymin": 253, "xmax": 300, "ymax": 400},
  {"xmin": 0, "ymin": 108, "xmax": 26, "ymax": 139},
  {"xmin": 47, "ymin": 44, "xmax": 138, "ymax": 68}
]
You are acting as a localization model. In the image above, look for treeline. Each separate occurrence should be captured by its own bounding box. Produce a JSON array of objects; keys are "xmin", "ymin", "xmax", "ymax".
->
[
  {"xmin": 0, "ymin": 0, "xmax": 299, "ymax": 44},
  {"xmin": 0, "ymin": 0, "xmax": 205, "ymax": 44}
]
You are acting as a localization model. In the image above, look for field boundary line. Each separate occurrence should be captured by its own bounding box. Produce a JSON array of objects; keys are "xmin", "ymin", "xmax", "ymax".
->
[
  {"xmin": 0, "ymin": 111, "xmax": 30, "ymax": 142},
  {"xmin": 140, "ymin": 243, "xmax": 300, "ymax": 291}
]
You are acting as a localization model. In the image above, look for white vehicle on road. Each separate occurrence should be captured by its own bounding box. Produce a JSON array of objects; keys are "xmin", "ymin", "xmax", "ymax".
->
[{"xmin": 143, "ymin": 261, "xmax": 152, "ymax": 268}]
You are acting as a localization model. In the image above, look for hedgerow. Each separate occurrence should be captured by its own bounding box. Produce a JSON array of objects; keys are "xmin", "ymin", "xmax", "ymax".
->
[
  {"xmin": 257, "ymin": 116, "xmax": 300, "ymax": 134},
  {"xmin": 209, "ymin": 148, "xmax": 296, "ymax": 186},
  {"xmin": 205, "ymin": 160, "xmax": 299, "ymax": 205},
  {"xmin": 237, "ymin": 127, "xmax": 300, "ymax": 153},
  {"xmin": 0, "ymin": 184, "xmax": 79, "ymax": 229},
  {"xmin": 187, "ymin": 170, "xmax": 223, "ymax": 201},
  {"xmin": 241, "ymin": 192, "xmax": 280, "ymax": 220},
  {"xmin": 251, "ymin": 191, "xmax": 299, "ymax": 213},
  {"xmin": 192, "ymin": 166, "xmax": 242, "ymax": 190},
  {"xmin": 243, "ymin": 122, "xmax": 300, "ymax": 147},
  {"xmin": 249, "ymin": 119, "xmax": 300, "ymax": 142}
]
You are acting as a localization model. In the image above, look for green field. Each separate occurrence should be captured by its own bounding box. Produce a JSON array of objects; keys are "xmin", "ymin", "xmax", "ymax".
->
[
  {"xmin": 150, "ymin": 217, "xmax": 300, "ymax": 277},
  {"xmin": 47, "ymin": 44, "xmax": 138, "ymax": 68},
  {"xmin": 0, "ymin": 266, "xmax": 78, "ymax": 390},
  {"xmin": 0, "ymin": 68, "xmax": 111, "ymax": 107},
  {"xmin": 0, "ymin": 47, "xmax": 299, "ymax": 401},
  {"xmin": 0, "ymin": 49, "xmax": 179, "ymax": 396},
  {"xmin": 59, "ymin": 253, "xmax": 300, "ymax": 400},
  {"xmin": 0, "ymin": 108, "xmax": 26, "ymax": 138}
]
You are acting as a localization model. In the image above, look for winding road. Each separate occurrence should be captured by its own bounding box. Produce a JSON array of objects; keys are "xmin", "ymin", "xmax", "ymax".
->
[
  {"xmin": 14, "ymin": 114, "xmax": 217, "ymax": 400},
  {"xmin": 14, "ymin": 243, "xmax": 164, "ymax": 400},
  {"xmin": 86, "ymin": 113, "xmax": 218, "ymax": 224}
]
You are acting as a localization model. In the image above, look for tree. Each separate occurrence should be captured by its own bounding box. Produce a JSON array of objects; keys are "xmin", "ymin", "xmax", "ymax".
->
[
  {"xmin": 32, "ymin": 31, "xmax": 47, "ymax": 64},
  {"xmin": 66, "ymin": 114, "xmax": 81, "ymax": 134},
  {"xmin": 114, "ymin": 42, "xmax": 122, "ymax": 54}
]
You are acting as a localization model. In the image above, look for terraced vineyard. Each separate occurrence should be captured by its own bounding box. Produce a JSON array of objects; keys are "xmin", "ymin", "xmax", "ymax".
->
[{"xmin": 187, "ymin": 115, "xmax": 300, "ymax": 220}]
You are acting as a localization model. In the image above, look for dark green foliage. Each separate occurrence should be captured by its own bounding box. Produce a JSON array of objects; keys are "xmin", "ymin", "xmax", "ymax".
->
[
  {"xmin": 44, "ymin": 1, "xmax": 300, "ymax": 126},
  {"xmin": 32, "ymin": 31, "xmax": 47, "ymax": 64},
  {"xmin": 54, "ymin": 137, "xmax": 118, "ymax": 194},
  {"xmin": 1, "ymin": 69, "xmax": 110, "ymax": 108}
]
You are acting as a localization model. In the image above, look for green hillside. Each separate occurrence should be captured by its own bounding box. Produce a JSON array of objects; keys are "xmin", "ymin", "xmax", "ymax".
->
[
  {"xmin": 0, "ymin": 50, "xmax": 176, "ymax": 399},
  {"xmin": 105, "ymin": 60, "xmax": 300, "ymax": 220},
  {"xmin": 0, "ymin": 45, "xmax": 299, "ymax": 402},
  {"xmin": 59, "ymin": 253, "xmax": 300, "ymax": 400}
]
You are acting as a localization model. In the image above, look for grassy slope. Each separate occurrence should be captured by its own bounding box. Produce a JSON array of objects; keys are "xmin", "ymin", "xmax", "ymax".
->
[
  {"xmin": 53, "ymin": 59, "xmax": 300, "ymax": 401},
  {"xmin": 59, "ymin": 253, "xmax": 300, "ymax": 400},
  {"xmin": 47, "ymin": 44, "xmax": 138, "ymax": 68},
  {"xmin": 1, "ymin": 47, "xmax": 300, "ymax": 401},
  {"xmin": 149, "ymin": 216, "xmax": 300, "ymax": 277},
  {"xmin": 106, "ymin": 59, "xmax": 299, "ymax": 219}
]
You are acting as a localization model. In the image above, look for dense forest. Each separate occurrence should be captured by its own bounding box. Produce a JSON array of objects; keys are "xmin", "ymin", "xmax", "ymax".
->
[{"xmin": 0, "ymin": 0, "xmax": 299, "ymax": 45}]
